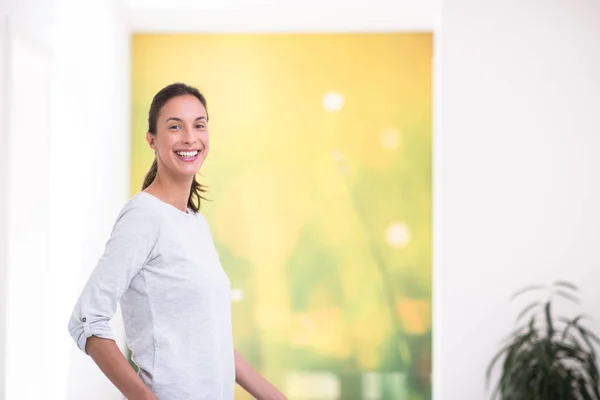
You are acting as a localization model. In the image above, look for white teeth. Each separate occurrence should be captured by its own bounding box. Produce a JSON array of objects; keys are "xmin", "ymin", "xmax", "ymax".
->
[{"xmin": 176, "ymin": 150, "xmax": 198, "ymax": 157}]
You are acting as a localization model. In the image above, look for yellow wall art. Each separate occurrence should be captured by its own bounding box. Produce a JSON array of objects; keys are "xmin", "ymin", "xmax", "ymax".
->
[{"xmin": 131, "ymin": 33, "xmax": 432, "ymax": 400}]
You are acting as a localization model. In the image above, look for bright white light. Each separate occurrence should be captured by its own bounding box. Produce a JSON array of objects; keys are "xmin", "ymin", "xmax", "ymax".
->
[
  {"xmin": 385, "ymin": 222, "xmax": 411, "ymax": 249},
  {"xmin": 125, "ymin": 0, "xmax": 278, "ymax": 9},
  {"xmin": 126, "ymin": 0, "xmax": 234, "ymax": 8},
  {"xmin": 381, "ymin": 128, "xmax": 401, "ymax": 149},
  {"xmin": 284, "ymin": 371, "xmax": 341, "ymax": 399},
  {"xmin": 231, "ymin": 289, "xmax": 244, "ymax": 302},
  {"xmin": 332, "ymin": 150, "xmax": 343, "ymax": 163},
  {"xmin": 322, "ymin": 91, "xmax": 344, "ymax": 112}
]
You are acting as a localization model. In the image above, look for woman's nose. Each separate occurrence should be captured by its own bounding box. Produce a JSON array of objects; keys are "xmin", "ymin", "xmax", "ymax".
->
[{"xmin": 183, "ymin": 129, "xmax": 196, "ymax": 144}]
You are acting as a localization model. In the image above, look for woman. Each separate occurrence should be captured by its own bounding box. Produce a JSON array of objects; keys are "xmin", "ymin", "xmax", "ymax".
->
[{"xmin": 68, "ymin": 83, "xmax": 287, "ymax": 400}]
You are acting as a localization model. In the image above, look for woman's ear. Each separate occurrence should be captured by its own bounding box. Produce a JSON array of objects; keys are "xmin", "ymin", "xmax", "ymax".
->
[{"xmin": 146, "ymin": 132, "xmax": 155, "ymax": 150}]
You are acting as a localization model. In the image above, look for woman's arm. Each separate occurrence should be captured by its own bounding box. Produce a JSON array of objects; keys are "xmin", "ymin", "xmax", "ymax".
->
[
  {"xmin": 234, "ymin": 350, "xmax": 287, "ymax": 400},
  {"xmin": 67, "ymin": 206, "xmax": 160, "ymax": 397},
  {"xmin": 86, "ymin": 336, "xmax": 157, "ymax": 400}
]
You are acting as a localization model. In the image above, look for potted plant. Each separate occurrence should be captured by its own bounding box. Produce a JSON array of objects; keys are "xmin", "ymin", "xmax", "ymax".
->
[{"xmin": 486, "ymin": 281, "xmax": 600, "ymax": 399}]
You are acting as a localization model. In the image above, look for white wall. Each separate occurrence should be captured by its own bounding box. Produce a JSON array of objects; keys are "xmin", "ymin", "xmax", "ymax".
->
[
  {"xmin": 52, "ymin": 1, "xmax": 131, "ymax": 399},
  {"xmin": 0, "ymin": 11, "xmax": 8, "ymax": 400},
  {"xmin": 0, "ymin": 0, "xmax": 131, "ymax": 399},
  {"xmin": 0, "ymin": 3, "xmax": 54, "ymax": 399},
  {"xmin": 434, "ymin": 0, "xmax": 600, "ymax": 398},
  {"xmin": 2, "ymin": 0, "xmax": 55, "ymax": 50},
  {"xmin": 4, "ymin": 22, "xmax": 52, "ymax": 400},
  {"xmin": 123, "ymin": 0, "xmax": 436, "ymax": 32},
  {"xmin": 6, "ymin": 0, "xmax": 598, "ymax": 399}
]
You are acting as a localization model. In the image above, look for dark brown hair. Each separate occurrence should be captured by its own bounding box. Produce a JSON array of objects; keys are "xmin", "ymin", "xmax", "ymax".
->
[{"xmin": 142, "ymin": 83, "xmax": 208, "ymax": 213}]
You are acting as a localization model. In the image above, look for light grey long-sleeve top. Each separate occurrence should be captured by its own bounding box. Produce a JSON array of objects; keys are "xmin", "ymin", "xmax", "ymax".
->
[{"xmin": 68, "ymin": 192, "xmax": 235, "ymax": 400}]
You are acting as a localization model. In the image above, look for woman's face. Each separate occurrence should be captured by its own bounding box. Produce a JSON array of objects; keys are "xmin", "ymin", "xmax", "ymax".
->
[{"xmin": 147, "ymin": 94, "xmax": 209, "ymax": 180}]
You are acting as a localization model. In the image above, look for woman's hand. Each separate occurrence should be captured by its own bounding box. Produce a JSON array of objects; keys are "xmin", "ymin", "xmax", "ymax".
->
[
  {"xmin": 234, "ymin": 350, "xmax": 287, "ymax": 400},
  {"xmin": 264, "ymin": 389, "xmax": 287, "ymax": 400},
  {"xmin": 86, "ymin": 336, "xmax": 158, "ymax": 400}
]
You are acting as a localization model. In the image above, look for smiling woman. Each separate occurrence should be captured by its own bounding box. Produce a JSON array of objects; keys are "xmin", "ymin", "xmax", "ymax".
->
[
  {"xmin": 68, "ymin": 82, "xmax": 287, "ymax": 400},
  {"xmin": 141, "ymin": 83, "xmax": 210, "ymax": 213}
]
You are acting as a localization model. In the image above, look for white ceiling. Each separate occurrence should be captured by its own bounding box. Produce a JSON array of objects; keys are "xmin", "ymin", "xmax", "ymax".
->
[{"xmin": 120, "ymin": 0, "xmax": 437, "ymax": 33}]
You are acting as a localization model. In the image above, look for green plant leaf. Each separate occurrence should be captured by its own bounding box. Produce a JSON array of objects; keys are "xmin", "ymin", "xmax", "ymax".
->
[
  {"xmin": 537, "ymin": 339, "xmax": 553, "ymax": 369},
  {"xmin": 562, "ymin": 370, "xmax": 578, "ymax": 400},
  {"xmin": 515, "ymin": 301, "xmax": 541, "ymax": 325},
  {"xmin": 586, "ymin": 354, "xmax": 600, "ymax": 388},
  {"xmin": 577, "ymin": 376, "xmax": 594, "ymax": 400},
  {"xmin": 554, "ymin": 342, "xmax": 600, "ymax": 395},
  {"xmin": 488, "ymin": 332, "xmax": 533, "ymax": 387},
  {"xmin": 499, "ymin": 324, "xmax": 530, "ymax": 344},
  {"xmin": 561, "ymin": 332, "xmax": 588, "ymax": 360},
  {"xmin": 500, "ymin": 350, "xmax": 536, "ymax": 400},
  {"xmin": 490, "ymin": 329, "xmax": 538, "ymax": 399},
  {"xmin": 561, "ymin": 315, "xmax": 586, "ymax": 341},
  {"xmin": 577, "ymin": 326, "xmax": 600, "ymax": 357},
  {"xmin": 545, "ymin": 301, "xmax": 554, "ymax": 338},
  {"xmin": 554, "ymin": 342, "xmax": 587, "ymax": 363},
  {"xmin": 553, "ymin": 281, "xmax": 579, "ymax": 292},
  {"xmin": 591, "ymin": 369, "xmax": 600, "ymax": 399},
  {"xmin": 489, "ymin": 282, "xmax": 600, "ymax": 400},
  {"xmin": 548, "ymin": 365, "xmax": 567, "ymax": 400},
  {"xmin": 486, "ymin": 348, "xmax": 507, "ymax": 389},
  {"xmin": 511, "ymin": 284, "xmax": 545, "ymax": 300},
  {"xmin": 578, "ymin": 326, "xmax": 600, "ymax": 347},
  {"xmin": 553, "ymin": 289, "xmax": 581, "ymax": 305}
]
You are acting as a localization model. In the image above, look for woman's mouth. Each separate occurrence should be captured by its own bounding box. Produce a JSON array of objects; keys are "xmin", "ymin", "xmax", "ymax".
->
[{"xmin": 175, "ymin": 149, "xmax": 200, "ymax": 162}]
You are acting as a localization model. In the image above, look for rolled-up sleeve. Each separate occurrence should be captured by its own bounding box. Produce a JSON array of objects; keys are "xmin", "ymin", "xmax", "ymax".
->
[{"xmin": 67, "ymin": 205, "xmax": 159, "ymax": 354}]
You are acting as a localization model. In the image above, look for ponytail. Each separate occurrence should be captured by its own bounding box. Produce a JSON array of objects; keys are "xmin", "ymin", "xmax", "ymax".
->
[
  {"xmin": 142, "ymin": 157, "xmax": 158, "ymax": 191},
  {"xmin": 189, "ymin": 175, "xmax": 208, "ymax": 213},
  {"xmin": 141, "ymin": 157, "xmax": 207, "ymax": 213}
]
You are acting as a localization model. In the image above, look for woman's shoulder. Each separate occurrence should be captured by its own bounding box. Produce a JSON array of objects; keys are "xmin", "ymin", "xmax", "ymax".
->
[
  {"xmin": 123, "ymin": 191, "xmax": 155, "ymax": 211},
  {"xmin": 114, "ymin": 192, "xmax": 163, "ymax": 227}
]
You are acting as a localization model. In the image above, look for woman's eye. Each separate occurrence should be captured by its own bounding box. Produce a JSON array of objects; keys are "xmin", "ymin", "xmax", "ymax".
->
[
  {"xmin": 170, "ymin": 125, "xmax": 182, "ymax": 130},
  {"xmin": 196, "ymin": 124, "xmax": 206, "ymax": 129}
]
